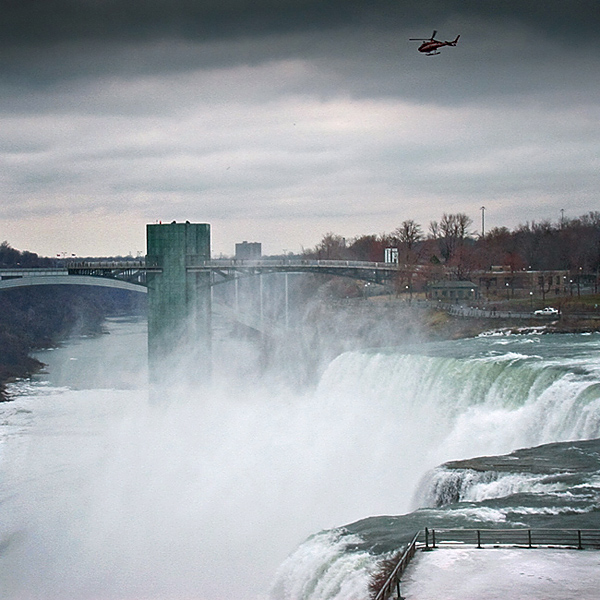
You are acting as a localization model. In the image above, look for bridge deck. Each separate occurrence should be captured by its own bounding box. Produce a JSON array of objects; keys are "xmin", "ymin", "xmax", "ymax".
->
[{"xmin": 2, "ymin": 259, "xmax": 407, "ymax": 287}]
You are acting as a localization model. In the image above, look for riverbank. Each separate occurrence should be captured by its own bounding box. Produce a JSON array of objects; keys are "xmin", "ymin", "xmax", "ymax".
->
[
  {"xmin": 0, "ymin": 287, "xmax": 145, "ymax": 401},
  {"xmin": 423, "ymin": 308, "xmax": 600, "ymax": 341}
]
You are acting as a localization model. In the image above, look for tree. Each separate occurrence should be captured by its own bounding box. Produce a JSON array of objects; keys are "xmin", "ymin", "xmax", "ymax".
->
[
  {"xmin": 0, "ymin": 241, "xmax": 51, "ymax": 268},
  {"xmin": 433, "ymin": 213, "xmax": 473, "ymax": 262},
  {"xmin": 348, "ymin": 234, "xmax": 385, "ymax": 262},
  {"xmin": 392, "ymin": 220, "xmax": 423, "ymax": 263},
  {"xmin": 312, "ymin": 233, "xmax": 346, "ymax": 260}
]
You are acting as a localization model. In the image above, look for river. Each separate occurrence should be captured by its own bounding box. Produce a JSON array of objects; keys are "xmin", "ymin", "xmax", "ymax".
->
[{"xmin": 1, "ymin": 317, "xmax": 599, "ymax": 599}]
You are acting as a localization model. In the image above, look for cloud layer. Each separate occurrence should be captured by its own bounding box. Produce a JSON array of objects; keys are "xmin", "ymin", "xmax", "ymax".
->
[{"xmin": 1, "ymin": 1, "xmax": 599, "ymax": 256}]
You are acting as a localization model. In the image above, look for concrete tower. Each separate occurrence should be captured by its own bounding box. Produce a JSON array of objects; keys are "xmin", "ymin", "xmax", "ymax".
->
[{"xmin": 146, "ymin": 222, "xmax": 212, "ymax": 385}]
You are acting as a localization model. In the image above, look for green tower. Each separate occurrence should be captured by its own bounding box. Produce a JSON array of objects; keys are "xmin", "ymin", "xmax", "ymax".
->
[{"xmin": 146, "ymin": 222, "xmax": 212, "ymax": 384}]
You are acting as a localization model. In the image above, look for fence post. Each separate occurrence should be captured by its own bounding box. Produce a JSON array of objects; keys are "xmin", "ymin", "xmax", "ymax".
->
[
  {"xmin": 425, "ymin": 528, "xmax": 429, "ymax": 550},
  {"xmin": 578, "ymin": 530, "xmax": 583, "ymax": 550},
  {"xmin": 477, "ymin": 530, "xmax": 481, "ymax": 549},
  {"xmin": 528, "ymin": 530, "xmax": 532, "ymax": 548},
  {"xmin": 432, "ymin": 529, "xmax": 436, "ymax": 549}
]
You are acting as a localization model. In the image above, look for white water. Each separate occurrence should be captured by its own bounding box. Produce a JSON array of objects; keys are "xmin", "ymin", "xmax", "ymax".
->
[
  {"xmin": 317, "ymin": 348, "xmax": 600, "ymax": 485},
  {"xmin": 1, "ymin": 321, "xmax": 599, "ymax": 600}
]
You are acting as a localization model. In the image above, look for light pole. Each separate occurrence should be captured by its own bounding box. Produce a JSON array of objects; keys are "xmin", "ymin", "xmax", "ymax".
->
[{"xmin": 480, "ymin": 206, "xmax": 486, "ymax": 238}]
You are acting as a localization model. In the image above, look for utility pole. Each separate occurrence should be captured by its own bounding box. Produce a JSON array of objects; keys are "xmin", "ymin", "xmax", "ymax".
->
[{"xmin": 480, "ymin": 206, "xmax": 486, "ymax": 238}]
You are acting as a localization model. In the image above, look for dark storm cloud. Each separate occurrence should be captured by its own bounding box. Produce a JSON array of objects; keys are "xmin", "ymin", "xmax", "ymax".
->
[
  {"xmin": 7, "ymin": 0, "xmax": 599, "ymax": 41},
  {"xmin": 2, "ymin": 0, "xmax": 599, "ymax": 257},
  {"xmin": 4, "ymin": 1, "xmax": 599, "ymax": 50},
  {"xmin": 2, "ymin": 0, "xmax": 598, "ymax": 103}
]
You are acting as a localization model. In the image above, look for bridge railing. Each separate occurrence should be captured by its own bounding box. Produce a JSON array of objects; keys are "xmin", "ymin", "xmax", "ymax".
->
[
  {"xmin": 7, "ymin": 258, "xmax": 418, "ymax": 274},
  {"xmin": 196, "ymin": 258, "xmax": 403, "ymax": 271},
  {"xmin": 67, "ymin": 260, "xmax": 147, "ymax": 269}
]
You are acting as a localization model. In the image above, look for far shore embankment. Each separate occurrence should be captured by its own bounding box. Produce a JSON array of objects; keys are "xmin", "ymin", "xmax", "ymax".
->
[
  {"xmin": 425, "ymin": 309, "xmax": 600, "ymax": 342},
  {"xmin": 366, "ymin": 293, "xmax": 600, "ymax": 340}
]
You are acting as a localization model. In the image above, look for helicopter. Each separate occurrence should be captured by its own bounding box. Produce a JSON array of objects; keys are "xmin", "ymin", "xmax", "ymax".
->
[{"xmin": 409, "ymin": 30, "xmax": 460, "ymax": 55}]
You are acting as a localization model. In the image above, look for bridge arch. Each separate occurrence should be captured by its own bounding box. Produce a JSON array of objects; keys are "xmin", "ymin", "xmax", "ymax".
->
[{"xmin": 0, "ymin": 275, "xmax": 147, "ymax": 293}]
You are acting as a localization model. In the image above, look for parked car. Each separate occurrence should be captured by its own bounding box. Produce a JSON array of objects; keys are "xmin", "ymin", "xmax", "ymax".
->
[{"xmin": 534, "ymin": 307, "xmax": 559, "ymax": 316}]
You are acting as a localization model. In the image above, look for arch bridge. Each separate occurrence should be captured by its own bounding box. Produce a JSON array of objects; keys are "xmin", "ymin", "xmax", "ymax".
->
[{"xmin": 1, "ymin": 223, "xmax": 405, "ymax": 382}]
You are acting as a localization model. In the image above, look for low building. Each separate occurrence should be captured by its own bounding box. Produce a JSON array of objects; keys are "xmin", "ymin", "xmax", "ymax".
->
[
  {"xmin": 476, "ymin": 268, "xmax": 569, "ymax": 298},
  {"xmin": 427, "ymin": 280, "xmax": 479, "ymax": 302}
]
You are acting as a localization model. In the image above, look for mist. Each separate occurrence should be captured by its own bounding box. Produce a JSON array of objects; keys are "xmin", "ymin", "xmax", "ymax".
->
[
  {"xmin": 3, "ymin": 274, "xmax": 600, "ymax": 600},
  {"xmin": 1, "ymin": 278, "xmax": 430, "ymax": 600}
]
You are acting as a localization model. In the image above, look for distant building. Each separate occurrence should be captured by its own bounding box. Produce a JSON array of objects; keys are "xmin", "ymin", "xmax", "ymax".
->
[
  {"xmin": 476, "ymin": 268, "xmax": 568, "ymax": 298},
  {"xmin": 384, "ymin": 247, "xmax": 399, "ymax": 264},
  {"xmin": 427, "ymin": 280, "xmax": 479, "ymax": 302},
  {"xmin": 235, "ymin": 241, "xmax": 261, "ymax": 259}
]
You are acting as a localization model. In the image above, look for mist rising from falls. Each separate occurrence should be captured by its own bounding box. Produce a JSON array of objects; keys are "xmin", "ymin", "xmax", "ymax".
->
[{"xmin": 1, "ymin": 319, "xmax": 600, "ymax": 600}]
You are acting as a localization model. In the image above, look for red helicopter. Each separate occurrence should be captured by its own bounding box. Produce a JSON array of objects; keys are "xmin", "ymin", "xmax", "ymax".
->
[{"xmin": 409, "ymin": 30, "xmax": 460, "ymax": 55}]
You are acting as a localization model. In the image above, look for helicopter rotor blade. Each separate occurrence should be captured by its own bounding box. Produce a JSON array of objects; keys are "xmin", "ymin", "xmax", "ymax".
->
[{"xmin": 431, "ymin": 30, "xmax": 437, "ymax": 39}]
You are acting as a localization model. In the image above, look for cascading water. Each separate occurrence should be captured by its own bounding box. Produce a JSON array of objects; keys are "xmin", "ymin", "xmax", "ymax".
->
[
  {"xmin": 1, "ymin": 319, "xmax": 599, "ymax": 600},
  {"xmin": 271, "ymin": 334, "xmax": 600, "ymax": 600}
]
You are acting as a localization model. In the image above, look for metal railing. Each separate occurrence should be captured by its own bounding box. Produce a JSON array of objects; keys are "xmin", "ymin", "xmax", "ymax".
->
[
  {"xmin": 372, "ymin": 528, "xmax": 600, "ymax": 600},
  {"xmin": 373, "ymin": 533, "xmax": 420, "ymax": 600},
  {"xmin": 423, "ymin": 527, "xmax": 600, "ymax": 550},
  {"xmin": 446, "ymin": 305, "xmax": 543, "ymax": 319}
]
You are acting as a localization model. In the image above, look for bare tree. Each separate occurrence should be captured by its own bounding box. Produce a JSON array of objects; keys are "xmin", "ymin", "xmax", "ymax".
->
[
  {"xmin": 428, "ymin": 220, "xmax": 440, "ymax": 240},
  {"xmin": 392, "ymin": 220, "xmax": 423, "ymax": 264},
  {"xmin": 436, "ymin": 213, "xmax": 473, "ymax": 262},
  {"xmin": 394, "ymin": 220, "xmax": 423, "ymax": 249},
  {"xmin": 313, "ymin": 232, "xmax": 346, "ymax": 260}
]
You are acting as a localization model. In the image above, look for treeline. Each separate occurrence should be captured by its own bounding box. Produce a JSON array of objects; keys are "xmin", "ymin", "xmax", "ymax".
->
[
  {"xmin": 0, "ymin": 242, "xmax": 145, "ymax": 401},
  {"xmin": 0, "ymin": 240, "xmax": 55, "ymax": 268},
  {"xmin": 305, "ymin": 211, "xmax": 600, "ymax": 280}
]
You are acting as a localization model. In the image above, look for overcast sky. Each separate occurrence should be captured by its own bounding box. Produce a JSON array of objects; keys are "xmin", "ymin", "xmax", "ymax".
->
[{"xmin": 1, "ymin": 1, "xmax": 599, "ymax": 257}]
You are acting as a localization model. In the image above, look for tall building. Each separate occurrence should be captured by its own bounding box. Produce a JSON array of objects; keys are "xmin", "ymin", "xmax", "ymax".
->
[{"xmin": 235, "ymin": 241, "xmax": 261, "ymax": 259}]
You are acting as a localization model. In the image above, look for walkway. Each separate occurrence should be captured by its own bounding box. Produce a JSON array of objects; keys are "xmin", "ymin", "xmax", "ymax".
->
[{"xmin": 401, "ymin": 547, "xmax": 600, "ymax": 600}]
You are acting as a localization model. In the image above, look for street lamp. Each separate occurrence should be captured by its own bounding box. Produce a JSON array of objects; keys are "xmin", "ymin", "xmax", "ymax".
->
[{"xmin": 529, "ymin": 291, "xmax": 533, "ymax": 310}]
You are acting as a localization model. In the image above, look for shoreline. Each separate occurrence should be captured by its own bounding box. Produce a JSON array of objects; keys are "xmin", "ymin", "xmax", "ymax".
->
[{"xmin": 424, "ymin": 311, "xmax": 600, "ymax": 341}]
